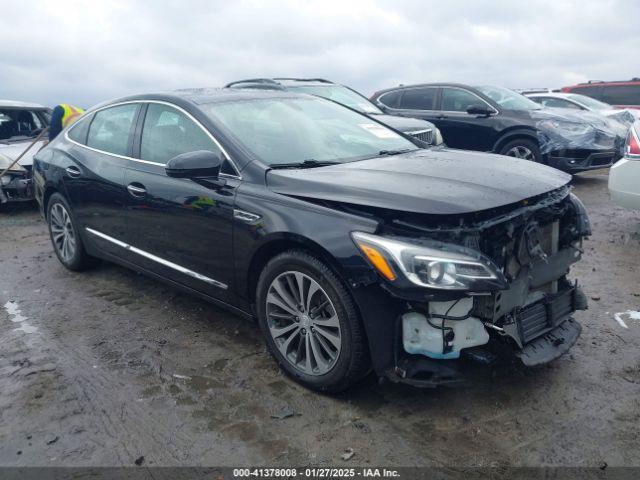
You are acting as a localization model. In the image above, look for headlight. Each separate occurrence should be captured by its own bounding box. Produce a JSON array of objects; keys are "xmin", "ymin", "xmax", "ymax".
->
[
  {"xmin": 351, "ymin": 232, "xmax": 507, "ymax": 291},
  {"xmin": 538, "ymin": 119, "xmax": 593, "ymax": 136},
  {"xmin": 1, "ymin": 175, "xmax": 11, "ymax": 186},
  {"xmin": 434, "ymin": 127, "xmax": 444, "ymax": 145}
]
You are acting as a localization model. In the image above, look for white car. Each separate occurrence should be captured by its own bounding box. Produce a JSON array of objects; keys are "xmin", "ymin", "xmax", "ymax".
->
[
  {"xmin": 0, "ymin": 100, "xmax": 50, "ymax": 204},
  {"xmin": 526, "ymin": 92, "xmax": 640, "ymax": 126},
  {"xmin": 609, "ymin": 121, "xmax": 640, "ymax": 209}
]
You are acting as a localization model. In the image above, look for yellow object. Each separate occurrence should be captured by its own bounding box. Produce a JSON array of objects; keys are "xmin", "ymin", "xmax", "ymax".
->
[
  {"xmin": 61, "ymin": 104, "xmax": 84, "ymax": 128},
  {"xmin": 357, "ymin": 243, "xmax": 396, "ymax": 281}
]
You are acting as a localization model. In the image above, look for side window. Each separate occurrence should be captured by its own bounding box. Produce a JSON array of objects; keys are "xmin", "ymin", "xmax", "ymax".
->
[
  {"xmin": 140, "ymin": 104, "xmax": 226, "ymax": 168},
  {"xmin": 86, "ymin": 104, "xmax": 138, "ymax": 156},
  {"xmin": 441, "ymin": 88, "xmax": 484, "ymax": 112},
  {"xmin": 399, "ymin": 88, "xmax": 437, "ymax": 110},
  {"xmin": 601, "ymin": 85, "xmax": 640, "ymax": 105},
  {"xmin": 67, "ymin": 114, "xmax": 92, "ymax": 144},
  {"xmin": 377, "ymin": 90, "xmax": 402, "ymax": 109},
  {"xmin": 539, "ymin": 97, "xmax": 582, "ymax": 110}
]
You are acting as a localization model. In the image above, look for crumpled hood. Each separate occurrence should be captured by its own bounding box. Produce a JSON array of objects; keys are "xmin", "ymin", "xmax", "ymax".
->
[
  {"xmin": 0, "ymin": 140, "xmax": 46, "ymax": 168},
  {"xmin": 368, "ymin": 113, "xmax": 436, "ymax": 133},
  {"xmin": 266, "ymin": 148, "xmax": 571, "ymax": 215}
]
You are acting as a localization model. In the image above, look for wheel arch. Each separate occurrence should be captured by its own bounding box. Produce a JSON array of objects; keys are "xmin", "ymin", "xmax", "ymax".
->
[
  {"xmin": 492, "ymin": 127, "xmax": 540, "ymax": 154},
  {"xmin": 245, "ymin": 233, "xmax": 350, "ymax": 307}
]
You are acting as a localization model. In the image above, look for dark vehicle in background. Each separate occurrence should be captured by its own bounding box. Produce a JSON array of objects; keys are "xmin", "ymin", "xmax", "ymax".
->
[
  {"xmin": 371, "ymin": 83, "xmax": 625, "ymax": 173},
  {"xmin": 0, "ymin": 100, "xmax": 51, "ymax": 205},
  {"xmin": 225, "ymin": 78, "xmax": 443, "ymax": 146},
  {"xmin": 561, "ymin": 79, "xmax": 640, "ymax": 110},
  {"xmin": 33, "ymin": 89, "xmax": 589, "ymax": 392}
]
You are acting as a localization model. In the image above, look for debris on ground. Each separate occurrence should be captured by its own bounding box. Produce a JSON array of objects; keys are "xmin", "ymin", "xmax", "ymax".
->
[
  {"xmin": 45, "ymin": 435, "xmax": 59, "ymax": 445},
  {"xmin": 134, "ymin": 455, "xmax": 145, "ymax": 466},
  {"xmin": 591, "ymin": 294, "xmax": 601, "ymax": 301},
  {"xmin": 341, "ymin": 448, "xmax": 355, "ymax": 461},
  {"xmin": 271, "ymin": 406, "xmax": 295, "ymax": 420}
]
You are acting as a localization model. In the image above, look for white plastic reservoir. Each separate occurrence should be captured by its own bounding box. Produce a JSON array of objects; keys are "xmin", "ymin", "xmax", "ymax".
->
[{"xmin": 402, "ymin": 299, "xmax": 490, "ymax": 359}]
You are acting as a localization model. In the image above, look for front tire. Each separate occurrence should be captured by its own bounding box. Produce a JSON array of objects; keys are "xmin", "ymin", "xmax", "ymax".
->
[
  {"xmin": 47, "ymin": 193, "xmax": 93, "ymax": 271},
  {"xmin": 256, "ymin": 250, "xmax": 370, "ymax": 392},
  {"xmin": 499, "ymin": 138, "xmax": 542, "ymax": 163}
]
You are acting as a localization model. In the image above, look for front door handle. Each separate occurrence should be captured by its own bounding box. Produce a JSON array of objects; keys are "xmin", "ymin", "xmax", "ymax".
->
[
  {"xmin": 66, "ymin": 166, "xmax": 81, "ymax": 178},
  {"xmin": 127, "ymin": 183, "xmax": 147, "ymax": 198},
  {"xmin": 436, "ymin": 114, "xmax": 447, "ymax": 120}
]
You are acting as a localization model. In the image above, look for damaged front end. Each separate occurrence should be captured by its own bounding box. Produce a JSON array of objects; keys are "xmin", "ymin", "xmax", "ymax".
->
[
  {"xmin": 0, "ymin": 163, "xmax": 33, "ymax": 204},
  {"xmin": 350, "ymin": 186, "xmax": 590, "ymax": 387}
]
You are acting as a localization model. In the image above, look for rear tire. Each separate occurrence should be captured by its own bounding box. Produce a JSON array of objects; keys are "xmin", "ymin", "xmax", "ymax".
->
[
  {"xmin": 47, "ymin": 193, "xmax": 94, "ymax": 271},
  {"xmin": 256, "ymin": 250, "xmax": 370, "ymax": 392},
  {"xmin": 499, "ymin": 138, "xmax": 542, "ymax": 163}
]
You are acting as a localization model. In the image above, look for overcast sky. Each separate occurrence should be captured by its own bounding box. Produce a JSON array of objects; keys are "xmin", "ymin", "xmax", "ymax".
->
[{"xmin": 2, "ymin": 0, "xmax": 638, "ymax": 108}]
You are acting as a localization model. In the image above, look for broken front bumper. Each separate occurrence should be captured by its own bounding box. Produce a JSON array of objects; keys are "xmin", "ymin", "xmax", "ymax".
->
[
  {"xmin": 547, "ymin": 149, "xmax": 620, "ymax": 173},
  {"xmin": 0, "ymin": 171, "xmax": 34, "ymax": 203}
]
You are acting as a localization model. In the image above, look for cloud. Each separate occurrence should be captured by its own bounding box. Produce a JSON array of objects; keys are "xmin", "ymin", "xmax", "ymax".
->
[{"xmin": 0, "ymin": 0, "xmax": 638, "ymax": 107}]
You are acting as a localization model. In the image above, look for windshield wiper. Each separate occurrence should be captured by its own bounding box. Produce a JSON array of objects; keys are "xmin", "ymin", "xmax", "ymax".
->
[
  {"xmin": 378, "ymin": 148, "xmax": 415, "ymax": 156},
  {"xmin": 269, "ymin": 160, "xmax": 339, "ymax": 169}
]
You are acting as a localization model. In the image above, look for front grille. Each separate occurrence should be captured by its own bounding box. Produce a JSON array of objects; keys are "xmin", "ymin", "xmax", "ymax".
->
[
  {"xmin": 407, "ymin": 129, "xmax": 433, "ymax": 144},
  {"xmin": 517, "ymin": 287, "xmax": 575, "ymax": 344}
]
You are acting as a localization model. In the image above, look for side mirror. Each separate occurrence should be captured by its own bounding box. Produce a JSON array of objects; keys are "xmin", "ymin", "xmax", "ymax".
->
[
  {"xmin": 466, "ymin": 105, "xmax": 494, "ymax": 116},
  {"xmin": 165, "ymin": 150, "xmax": 223, "ymax": 179}
]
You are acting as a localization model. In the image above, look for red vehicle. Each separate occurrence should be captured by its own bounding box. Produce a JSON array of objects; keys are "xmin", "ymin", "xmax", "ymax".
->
[{"xmin": 561, "ymin": 78, "xmax": 640, "ymax": 110}]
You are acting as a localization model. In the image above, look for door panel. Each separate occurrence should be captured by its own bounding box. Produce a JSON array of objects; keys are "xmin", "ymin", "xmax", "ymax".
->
[
  {"xmin": 123, "ymin": 163, "xmax": 237, "ymax": 300},
  {"xmin": 62, "ymin": 104, "xmax": 139, "ymax": 259},
  {"xmin": 436, "ymin": 87, "xmax": 498, "ymax": 151},
  {"xmin": 121, "ymin": 101, "xmax": 238, "ymax": 300}
]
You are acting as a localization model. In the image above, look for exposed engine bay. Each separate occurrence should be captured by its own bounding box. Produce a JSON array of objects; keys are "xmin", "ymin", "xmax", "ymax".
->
[{"xmin": 336, "ymin": 185, "xmax": 590, "ymax": 385}]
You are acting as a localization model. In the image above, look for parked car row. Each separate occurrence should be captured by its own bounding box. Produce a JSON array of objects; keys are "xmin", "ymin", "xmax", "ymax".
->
[{"xmin": 369, "ymin": 82, "xmax": 628, "ymax": 173}]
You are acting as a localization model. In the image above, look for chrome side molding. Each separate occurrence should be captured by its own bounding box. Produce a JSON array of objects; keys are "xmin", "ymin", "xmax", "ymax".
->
[{"xmin": 85, "ymin": 227, "xmax": 228, "ymax": 290}]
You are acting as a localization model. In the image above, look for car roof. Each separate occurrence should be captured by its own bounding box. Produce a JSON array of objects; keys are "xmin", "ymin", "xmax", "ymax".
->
[
  {"xmin": 0, "ymin": 100, "xmax": 48, "ymax": 109},
  {"xmin": 95, "ymin": 87, "xmax": 312, "ymax": 111},
  {"xmin": 527, "ymin": 92, "xmax": 574, "ymax": 98},
  {"xmin": 225, "ymin": 78, "xmax": 337, "ymax": 90},
  {"xmin": 374, "ymin": 82, "xmax": 474, "ymax": 95}
]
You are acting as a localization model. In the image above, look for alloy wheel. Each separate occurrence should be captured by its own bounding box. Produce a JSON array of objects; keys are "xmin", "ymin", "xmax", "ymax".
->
[
  {"xmin": 265, "ymin": 271, "xmax": 342, "ymax": 376},
  {"xmin": 50, "ymin": 203, "xmax": 77, "ymax": 263},
  {"xmin": 505, "ymin": 145, "xmax": 535, "ymax": 160}
]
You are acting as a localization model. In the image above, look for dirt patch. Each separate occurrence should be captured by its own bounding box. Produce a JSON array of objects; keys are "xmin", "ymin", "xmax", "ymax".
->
[{"xmin": 0, "ymin": 170, "xmax": 639, "ymax": 467}]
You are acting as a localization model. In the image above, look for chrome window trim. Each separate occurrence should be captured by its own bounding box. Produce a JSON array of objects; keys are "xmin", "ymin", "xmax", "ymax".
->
[
  {"xmin": 85, "ymin": 227, "xmax": 228, "ymax": 289},
  {"xmin": 378, "ymin": 86, "xmax": 440, "ymax": 112},
  {"xmin": 65, "ymin": 99, "xmax": 242, "ymax": 179}
]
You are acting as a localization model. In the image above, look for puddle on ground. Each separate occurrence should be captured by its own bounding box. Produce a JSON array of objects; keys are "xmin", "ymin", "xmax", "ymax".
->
[
  {"xmin": 614, "ymin": 310, "xmax": 640, "ymax": 328},
  {"xmin": 4, "ymin": 300, "xmax": 38, "ymax": 334},
  {"xmin": 4, "ymin": 300, "xmax": 27, "ymax": 323}
]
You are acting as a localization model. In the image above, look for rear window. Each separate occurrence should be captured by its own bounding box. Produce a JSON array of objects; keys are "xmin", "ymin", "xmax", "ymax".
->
[
  {"xmin": 399, "ymin": 87, "xmax": 438, "ymax": 110},
  {"xmin": 86, "ymin": 104, "xmax": 138, "ymax": 156},
  {"xmin": 600, "ymin": 85, "xmax": 640, "ymax": 105},
  {"xmin": 376, "ymin": 90, "xmax": 402, "ymax": 109}
]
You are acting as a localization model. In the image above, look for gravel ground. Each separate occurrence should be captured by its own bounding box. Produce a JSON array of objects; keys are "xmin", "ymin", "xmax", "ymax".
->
[{"xmin": 0, "ymin": 169, "xmax": 639, "ymax": 468}]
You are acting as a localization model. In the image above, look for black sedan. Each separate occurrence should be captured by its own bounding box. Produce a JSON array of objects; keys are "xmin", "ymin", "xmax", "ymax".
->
[
  {"xmin": 371, "ymin": 83, "xmax": 626, "ymax": 173},
  {"xmin": 34, "ymin": 89, "xmax": 589, "ymax": 391}
]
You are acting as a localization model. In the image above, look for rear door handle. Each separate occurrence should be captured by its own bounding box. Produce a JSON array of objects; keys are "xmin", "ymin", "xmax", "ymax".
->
[
  {"xmin": 66, "ymin": 166, "xmax": 81, "ymax": 178},
  {"xmin": 436, "ymin": 114, "xmax": 447, "ymax": 120},
  {"xmin": 127, "ymin": 183, "xmax": 147, "ymax": 197}
]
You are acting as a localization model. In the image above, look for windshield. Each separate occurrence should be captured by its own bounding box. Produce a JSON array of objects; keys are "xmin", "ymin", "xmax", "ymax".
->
[
  {"xmin": 0, "ymin": 108, "xmax": 46, "ymax": 141},
  {"xmin": 568, "ymin": 94, "xmax": 611, "ymax": 110},
  {"xmin": 475, "ymin": 85, "xmax": 542, "ymax": 111},
  {"xmin": 287, "ymin": 85, "xmax": 383, "ymax": 115},
  {"xmin": 205, "ymin": 97, "xmax": 417, "ymax": 166}
]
